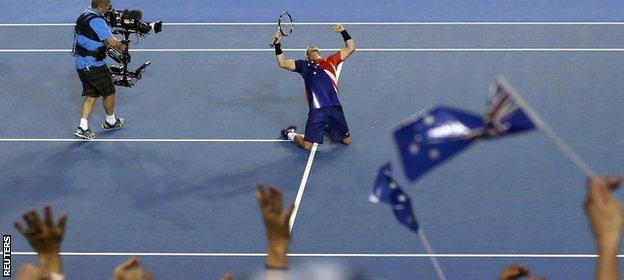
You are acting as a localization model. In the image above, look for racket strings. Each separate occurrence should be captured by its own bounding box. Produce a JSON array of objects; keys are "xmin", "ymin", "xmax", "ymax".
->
[
  {"xmin": 278, "ymin": 12, "xmax": 294, "ymax": 36},
  {"xmin": 270, "ymin": 11, "xmax": 293, "ymax": 47}
]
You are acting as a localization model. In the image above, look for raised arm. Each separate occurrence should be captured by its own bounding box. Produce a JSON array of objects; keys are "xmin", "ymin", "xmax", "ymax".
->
[
  {"xmin": 585, "ymin": 176, "xmax": 623, "ymax": 280},
  {"xmin": 273, "ymin": 32, "xmax": 296, "ymax": 71},
  {"xmin": 256, "ymin": 183, "xmax": 294, "ymax": 270},
  {"xmin": 14, "ymin": 205, "xmax": 68, "ymax": 278},
  {"xmin": 334, "ymin": 24, "xmax": 355, "ymax": 60}
]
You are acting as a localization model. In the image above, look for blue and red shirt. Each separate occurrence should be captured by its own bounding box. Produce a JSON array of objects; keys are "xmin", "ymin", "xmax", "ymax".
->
[{"xmin": 294, "ymin": 52, "xmax": 344, "ymax": 110}]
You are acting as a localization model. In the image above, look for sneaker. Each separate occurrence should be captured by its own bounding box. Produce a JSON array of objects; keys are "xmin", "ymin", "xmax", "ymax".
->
[
  {"xmin": 280, "ymin": 125, "xmax": 298, "ymax": 139},
  {"xmin": 74, "ymin": 127, "xmax": 96, "ymax": 140},
  {"xmin": 102, "ymin": 118, "xmax": 126, "ymax": 130}
]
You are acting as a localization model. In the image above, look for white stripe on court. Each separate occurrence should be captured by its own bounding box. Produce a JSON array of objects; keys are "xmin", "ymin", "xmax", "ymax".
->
[
  {"xmin": 167, "ymin": 21, "xmax": 624, "ymax": 26},
  {"xmin": 0, "ymin": 138, "xmax": 289, "ymax": 143},
  {"xmin": 3, "ymin": 22, "xmax": 624, "ymax": 27},
  {"xmin": 11, "ymin": 252, "xmax": 624, "ymax": 258},
  {"xmin": 289, "ymin": 143, "xmax": 318, "ymax": 232},
  {"xmin": 3, "ymin": 48, "xmax": 624, "ymax": 53}
]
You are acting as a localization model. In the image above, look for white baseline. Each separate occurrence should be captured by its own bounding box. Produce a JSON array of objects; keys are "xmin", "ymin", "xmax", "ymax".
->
[
  {"xmin": 0, "ymin": 138, "xmax": 290, "ymax": 143},
  {"xmin": 10, "ymin": 252, "xmax": 624, "ymax": 258},
  {"xmin": 2, "ymin": 22, "xmax": 624, "ymax": 27},
  {"xmin": 2, "ymin": 48, "xmax": 624, "ymax": 53}
]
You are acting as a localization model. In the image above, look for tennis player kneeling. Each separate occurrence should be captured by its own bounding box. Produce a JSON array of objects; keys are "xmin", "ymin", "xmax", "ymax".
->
[{"xmin": 274, "ymin": 24, "xmax": 356, "ymax": 150}]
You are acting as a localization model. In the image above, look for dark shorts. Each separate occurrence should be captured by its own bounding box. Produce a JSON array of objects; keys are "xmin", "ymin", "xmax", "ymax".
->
[
  {"xmin": 77, "ymin": 65, "xmax": 115, "ymax": 98},
  {"xmin": 304, "ymin": 106, "xmax": 350, "ymax": 144}
]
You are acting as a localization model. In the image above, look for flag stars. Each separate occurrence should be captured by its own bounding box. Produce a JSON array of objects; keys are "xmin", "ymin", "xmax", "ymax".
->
[
  {"xmin": 424, "ymin": 115, "xmax": 436, "ymax": 126},
  {"xmin": 414, "ymin": 134, "xmax": 423, "ymax": 142},
  {"xmin": 389, "ymin": 181, "xmax": 398, "ymax": 189},
  {"xmin": 373, "ymin": 163, "xmax": 419, "ymax": 233},
  {"xmin": 429, "ymin": 149, "xmax": 440, "ymax": 159},
  {"xmin": 409, "ymin": 143, "xmax": 420, "ymax": 155}
]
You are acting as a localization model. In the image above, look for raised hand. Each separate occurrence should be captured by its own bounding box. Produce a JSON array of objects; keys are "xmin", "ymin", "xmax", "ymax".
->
[
  {"xmin": 14, "ymin": 205, "xmax": 67, "ymax": 254},
  {"xmin": 112, "ymin": 257, "xmax": 155, "ymax": 280},
  {"xmin": 333, "ymin": 24, "xmax": 345, "ymax": 32},
  {"xmin": 272, "ymin": 31, "xmax": 283, "ymax": 45},
  {"xmin": 585, "ymin": 176, "xmax": 623, "ymax": 250},
  {"xmin": 256, "ymin": 183, "xmax": 294, "ymax": 268},
  {"xmin": 585, "ymin": 176, "xmax": 622, "ymax": 280},
  {"xmin": 14, "ymin": 205, "xmax": 67, "ymax": 274}
]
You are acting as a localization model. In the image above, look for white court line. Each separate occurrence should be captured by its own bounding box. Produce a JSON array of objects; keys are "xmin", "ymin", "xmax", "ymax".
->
[
  {"xmin": 2, "ymin": 22, "xmax": 624, "ymax": 27},
  {"xmin": 0, "ymin": 138, "xmax": 289, "ymax": 143},
  {"xmin": 289, "ymin": 143, "xmax": 318, "ymax": 231},
  {"xmin": 168, "ymin": 22, "xmax": 624, "ymax": 26},
  {"xmin": 3, "ymin": 48, "xmax": 624, "ymax": 53},
  {"xmin": 11, "ymin": 252, "xmax": 622, "ymax": 258}
]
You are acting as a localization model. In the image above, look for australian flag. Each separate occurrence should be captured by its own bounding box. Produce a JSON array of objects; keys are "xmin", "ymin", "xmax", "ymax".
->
[
  {"xmin": 370, "ymin": 163, "xmax": 419, "ymax": 233},
  {"xmin": 394, "ymin": 106, "xmax": 485, "ymax": 181},
  {"xmin": 394, "ymin": 78, "xmax": 537, "ymax": 182}
]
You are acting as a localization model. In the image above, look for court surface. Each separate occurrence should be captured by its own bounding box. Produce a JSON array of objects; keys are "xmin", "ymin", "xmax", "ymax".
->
[{"xmin": 1, "ymin": 1, "xmax": 624, "ymax": 279}]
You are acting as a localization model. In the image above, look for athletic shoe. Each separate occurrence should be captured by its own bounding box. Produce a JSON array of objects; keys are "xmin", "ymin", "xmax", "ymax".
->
[
  {"xmin": 102, "ymin": 117, "xmax": 126, "ymax": 130},
  {"xmin": 74, "ymin": 127, "xmax": 96, "ymax": 140},
  {"xmin": 281, "ymin": 125, "xmax": 298, "ymax": 139}
]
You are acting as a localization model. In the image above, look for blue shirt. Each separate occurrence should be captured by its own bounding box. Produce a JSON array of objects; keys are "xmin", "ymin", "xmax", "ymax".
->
[
  {"xmin": 74, "ymin": 7, "xmax": 112, "ymax": 70},
  {"xmin": 293, "ymin": 51, "xmax": 344, "ymax": 110}
]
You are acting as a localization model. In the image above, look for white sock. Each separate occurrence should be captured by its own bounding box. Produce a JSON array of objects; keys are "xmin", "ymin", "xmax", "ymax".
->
[
  {"xmin": 287, "ymin": 132, "xmax": 298, "ymax": 141},
  {"xmin": 106, "ymin": 114, "xmax": 116, "ymax": 125},
  {"xmin": 79, "ymin": 118, "xmax": 88, "ymax": 130}
]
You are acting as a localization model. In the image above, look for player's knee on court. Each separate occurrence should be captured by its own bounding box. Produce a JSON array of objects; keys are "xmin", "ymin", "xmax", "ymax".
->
[{"xmin": 342, "ymin": 136, "xmax": 352, "ymax": 145}]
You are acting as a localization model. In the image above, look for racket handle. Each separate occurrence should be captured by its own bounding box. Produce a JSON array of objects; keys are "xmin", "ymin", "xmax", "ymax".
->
[{"xmin": 269, "ymin": 36, "xmax": 279, "ymax": 48}]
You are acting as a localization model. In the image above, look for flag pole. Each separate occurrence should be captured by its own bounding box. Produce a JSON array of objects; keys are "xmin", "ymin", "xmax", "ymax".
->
[
  {"xmin": 418, "ymin": 228, "xmax": 447, "ymax": 280},
  {"xmin": 496, "ymin": 76, "xmax": 596, "ymax": 177}
]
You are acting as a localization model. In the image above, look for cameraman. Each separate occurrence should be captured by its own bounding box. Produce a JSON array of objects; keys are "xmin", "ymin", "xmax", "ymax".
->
[{"xmin": 73, "ymin": 0, "xmax": 127, "ymax": 140}]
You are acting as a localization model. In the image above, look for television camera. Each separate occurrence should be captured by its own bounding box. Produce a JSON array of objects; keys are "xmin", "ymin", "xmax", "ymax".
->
[{"xmin": 104, "ymin": 8, "xmax": 162, "ymax": 87}]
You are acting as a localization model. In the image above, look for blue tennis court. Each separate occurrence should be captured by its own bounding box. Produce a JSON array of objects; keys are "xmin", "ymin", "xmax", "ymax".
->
[{"xmin": 1, "ymin": 1, "xmax": 624, "ymax": 279}]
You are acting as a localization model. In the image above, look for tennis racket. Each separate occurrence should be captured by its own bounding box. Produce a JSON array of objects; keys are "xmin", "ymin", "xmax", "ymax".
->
[{"xmin": 270, "ymin": 11, "xmax": 294, "ymax": 48}]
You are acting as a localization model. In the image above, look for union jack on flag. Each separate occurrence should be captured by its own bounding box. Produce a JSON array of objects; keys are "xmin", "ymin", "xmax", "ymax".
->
[
  {"xmin": 393, "ymin": 78, "xmax": 538, "ymax": 182},
  {"xmin": 484, "ymin": 81, "xmax": 536, "ymax": 137}
]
